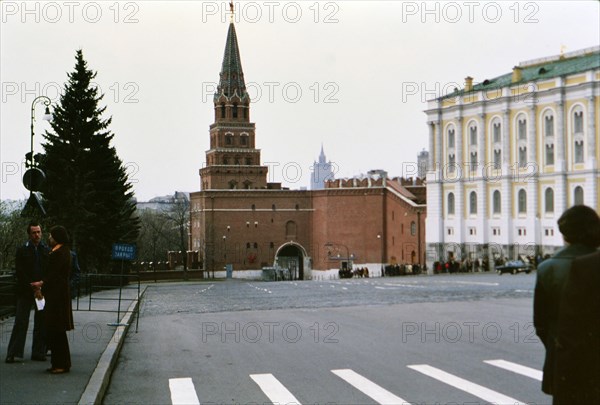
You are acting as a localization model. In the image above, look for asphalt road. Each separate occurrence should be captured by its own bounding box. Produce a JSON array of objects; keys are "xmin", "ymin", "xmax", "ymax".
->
[{"xmin": 103, "ymin": 273, "xmax": 550, "ymax": 405}]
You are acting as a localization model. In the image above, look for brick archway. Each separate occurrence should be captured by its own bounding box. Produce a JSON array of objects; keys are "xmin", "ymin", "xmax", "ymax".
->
[{"xmin": 274, "ymin": 242, "xmax": 307, "ymax": 280}]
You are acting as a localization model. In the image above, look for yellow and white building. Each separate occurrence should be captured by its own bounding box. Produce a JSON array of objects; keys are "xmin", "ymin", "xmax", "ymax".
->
[{"xmin": 425, "ymin": 46, "xmax": 600, "ymax": 270}]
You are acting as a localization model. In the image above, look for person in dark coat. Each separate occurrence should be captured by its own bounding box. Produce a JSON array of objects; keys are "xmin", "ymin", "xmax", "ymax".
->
[
  {"xmin": 32, "ymin": 225, "xmax": 74, "ymax": 374},
  {"xmin": 533, "ymin": 205, "xmax": 600, "ymax": 402},
  {"xmin": 554, "ymin": 249, "xmax": 600, "ymax": 404},
  {"xmin": 5, "ymin": 221, "xmax": 50, "ymax": 363}
]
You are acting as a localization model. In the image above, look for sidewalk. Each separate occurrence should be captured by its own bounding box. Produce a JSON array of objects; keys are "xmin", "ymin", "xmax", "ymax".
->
[{"xmin": 0, "ymin": 285, "xmax": 144, "ymax": 405}]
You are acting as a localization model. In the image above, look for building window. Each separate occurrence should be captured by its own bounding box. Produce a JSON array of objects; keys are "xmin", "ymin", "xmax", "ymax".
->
[
  {"xmin": 518, "ymin": 189, "xmax": 527, "ymax": 214},
  {"xmin": 574, "ymin": 186, "xmax": 584, "ymax": 205},
  {"xmin": 492, "ymin": 190, "xmax": 501, "ymax": 214},
  {"xmin": 493, "ymin": 150, "xmax": 501, "ymax": 170},
  {"xmin": 285, "ymin": 221, "xmax": 297, "ymax": 238},
  {"xmin": 518, "ymin": 227, "xmax": 527, "ymax": 236},
  {"xmin": 272, "ymin": 204, "xmax": 276, "ymax": 211},
  {"xmin": 544, "ymin": 113, "xmax": 554, "ymax": 137},
  {"xmin": 225, "ymin": 134, "xmax": 233, "ymax": 145},
  {"xmin": 447, "ymin": 192, "xmax": 455, "ymax": 215},
  {"xmin": 574, "ymin": 140, "xmax": 584, "ymax": 164},
  {"xmin": 232, "ymin": 104, "xmax": 238, "ymax": 118},
  {"xmin": 448, "ymin": 154, "xmax": 456, "ymax": 173},
  {"xmin": 492, "ymin": 122, "xmax": 501, "ymax": 143},
  {"xmin": 221, "ymin": 105, "xmax": 226, "ymax": 119},
  {"xmin": 253, "ymin": 242, "xmax": 258, "ymax": 249},
  {"xmin": 240, "ymin": 135, "xmax": 248, "ymax": 146},
  {"xmin": 447, "ymin": 227, "xmax": 454, "ymax": 235},
  {"xmin": 251, "ymin": 204, "xmax": 256, "ymax": 211},
  {"xmin": 518, "ymin": 146, "xmax": 527, "ymax": 168},
  {"xmin": 544, "ymin": 228, "xmax": 554, "ymax": 237},
  {"xmin": 246, "ymin": 242, "xmax": 251, "ymax": 249},
  {"xmin": 448, "ymin": 128, "xmax": 455, "ymax": 148},
  {"xmin": 411, "ymin": 221, "xmax": 416, "ymax": 236},
  {"xmin": 518, "ymin": 118, "xmax": 527, "ymax": 140},
  {"xmin": 545, "ymin": 188, "xmax": 554, "ymax": 213},
  {"xmin": 574, "ymin": 110, "xmax": 584, "ymax": 134},
  {"xmin": 245, "ymin": 157, "xmax": 252, "ymax": 165},
  {"xmin": 492, "ymin": 227, "xmax": 501, "ymax": 236},
  {"xmin": 469, "ymin": 191, "xmax": 477, "ymax": 215},
  {"xmin": 545, "ymin": 144, "xmax": 555, "ymax": 166},
  {"xmin": 223, "ymin": 156, "xmax": 229, "ymax": 165},
  {"xmin": 469, "ymin": 125, "xmax": 477, "ymax": 146},
  {"xmin": 469, "ymin": 227, "xmax": 476, "ymax": 235},
  {"xmin": 470, "ymin": 152, "xmax": 478, "ymax": 171}
]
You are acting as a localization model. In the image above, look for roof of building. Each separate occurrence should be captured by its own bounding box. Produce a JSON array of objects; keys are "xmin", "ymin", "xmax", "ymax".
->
[
  {"xmin": 439, "ymin": 46, "xmax": 600, "ymax": 100},
  {"xmin": 215, "ymin": 23, "xmax": 249, "ymax": 103}
]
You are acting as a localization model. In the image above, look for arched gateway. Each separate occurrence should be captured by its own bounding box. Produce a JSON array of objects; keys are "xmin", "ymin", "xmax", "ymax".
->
[{"xmin": 274, "ymin": 242, "xmax": 310, "ymax": 280}]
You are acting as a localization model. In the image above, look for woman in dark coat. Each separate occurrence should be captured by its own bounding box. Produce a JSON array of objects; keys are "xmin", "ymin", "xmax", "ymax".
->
[{"xmin": 33, "ymin": 225, "xmax": 74, "ymax": 373}]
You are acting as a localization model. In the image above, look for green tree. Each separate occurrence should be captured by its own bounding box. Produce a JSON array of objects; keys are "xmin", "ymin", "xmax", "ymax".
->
[
  {"xmin": 0, "ymin": 201, "xmax": 28, "ymax": 270},
  {"xmin": 39, "ymin": 50, "xmax": 139, "ymax": 273}
]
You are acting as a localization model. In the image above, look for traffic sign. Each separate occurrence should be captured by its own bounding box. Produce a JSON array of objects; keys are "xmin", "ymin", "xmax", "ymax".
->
[{"xmin": 112, "ymin": 243, "xmax": 137, "ymax": 261}]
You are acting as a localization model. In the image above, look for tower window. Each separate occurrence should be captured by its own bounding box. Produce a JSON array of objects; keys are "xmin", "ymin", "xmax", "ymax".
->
[
  {"xmin": 221, "ymin": 105, "xmax": 226, "ymax": 119},
  {"xmin": 233, "ymin": 104, "xmax": 238, "ymax": 119}
]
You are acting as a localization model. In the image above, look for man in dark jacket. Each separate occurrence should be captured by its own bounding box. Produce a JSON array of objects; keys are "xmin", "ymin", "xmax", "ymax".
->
[
  {"xmin": 5, "ymin": 221, "xmax": 50, "ymax": 363},
  {"xmin": 533, "ymin": 205, "xmax": 600, "ymax": 402},
  {"xmin": 554, "ymin": 249, "xmax": 600, "ymax": 404}
]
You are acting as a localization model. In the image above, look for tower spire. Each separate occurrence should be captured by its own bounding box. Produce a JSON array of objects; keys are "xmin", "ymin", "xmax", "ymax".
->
[
  {"xmin": 229, "ymin": 1, "xmax": 234, "ymax": 23},
  {"xmin": 214, "ymin": 21, "xmax": 249, "ymax": 103}
]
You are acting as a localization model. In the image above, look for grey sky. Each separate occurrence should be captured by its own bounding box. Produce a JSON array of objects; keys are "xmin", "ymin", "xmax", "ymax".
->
[{"xmin": 1, "ymin": 1, "xmax": 598, "ymax": 202}]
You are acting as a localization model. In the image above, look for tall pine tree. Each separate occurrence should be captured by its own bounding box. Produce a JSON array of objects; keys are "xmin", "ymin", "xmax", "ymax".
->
[{"xmin": 39, "ymin": 50, "xmax": 139, "ymax": 272}]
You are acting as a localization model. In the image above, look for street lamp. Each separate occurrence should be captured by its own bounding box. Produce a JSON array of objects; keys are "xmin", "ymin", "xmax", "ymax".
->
[
  {"xmin": 29, "ymin": 95, "xmax": 52, "ymax": 170},
  {"xmin": 22, "ymin": 96, "xmax": 52, "ymax": 217}
]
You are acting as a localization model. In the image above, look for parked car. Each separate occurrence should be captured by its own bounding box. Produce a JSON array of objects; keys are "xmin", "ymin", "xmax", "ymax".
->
[{"xmin": 496, "ymin": 260, "xmax": 533, "ymax": 275}]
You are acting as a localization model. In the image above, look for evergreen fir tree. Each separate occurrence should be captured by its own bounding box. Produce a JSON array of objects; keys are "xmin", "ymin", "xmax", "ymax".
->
[{"xmin": 39, "ymin": 49, "xmax": 139, "ymax": 272}]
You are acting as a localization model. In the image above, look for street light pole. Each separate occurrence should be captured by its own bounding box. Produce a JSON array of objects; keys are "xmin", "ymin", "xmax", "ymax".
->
[{"xmin": 29, "ymin": 95, "xmax": 52, "ymax": 172}]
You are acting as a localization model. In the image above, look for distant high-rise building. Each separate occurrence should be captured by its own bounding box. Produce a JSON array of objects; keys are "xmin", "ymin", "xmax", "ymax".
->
[
  {"xmin": 417, "ymin": 149, "xmax": 429, "ymax": 179},
  {"xmin": 310, "ymin": 145, "xmax": 334, "ymax": 190}
]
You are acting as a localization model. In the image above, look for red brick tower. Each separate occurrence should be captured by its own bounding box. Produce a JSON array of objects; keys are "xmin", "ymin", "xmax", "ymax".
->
[{"xmin": 199, "ymin": 22, "xmax": 268, "ymax": 190}]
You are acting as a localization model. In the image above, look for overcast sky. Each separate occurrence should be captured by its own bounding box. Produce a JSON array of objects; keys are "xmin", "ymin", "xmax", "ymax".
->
[{"xmin": 1, "ymin": 1, "xmax": 598, "ymax": 202}]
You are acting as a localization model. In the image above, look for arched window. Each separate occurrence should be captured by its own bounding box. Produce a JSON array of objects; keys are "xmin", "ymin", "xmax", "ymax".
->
[
  {"xmin": 518, "ymin": 189, "xmax": 527, "ymax": 214},
  {"xmin": 543, "ymin": 110, "xmax": 555, "ymax": 166},
  {"xmin": 572, "ymin": 107, "xmax": 585, "ymax": 164},
  {"xmin": 493, "ymin": 190, "xmax": 501, "ymax": 214},
  {"xmin": 469, "ymin": 191, "xmax": 477, "ymax": 215},
  {"xmin": 517, "ymin": 115, "xmax": 527, "ymax": 168},
  {"xmin": 469, "ymin": 124, "xmax": 477, "ymax": 146},
  {"xmin": 447, "ymin": 192, "xmax": 455, "ymax": 215},
  {"xmin": 232, "ymin": 104, "xmax": 238, "ymax": 119},
  {"xmin": 574, "ymin": 186, "xmax": 584, "ymax": 205},
  {"xmin": 410, "ymin": 221, "xmax": 416, "ymax": 236},
  {"xmin": 225, "ymin": 134, "xmax": 233, "ymax": 145},
  {"xmin": 286, "ymin": 221, "xmax": 297, "ymax": 238},
  {"xmin": 545, "ymin": 188, "xmax": 554, "ymax": 213},
  {"xmin": 448, "ymin": 128, "xmax": 455, "ymax": 148},
  {"xmin": 240, "ymin": 134, "xmax": 248, "ymax": 146},
  {"xmin": 491, "ymin": 118, "xmax": 502, "ymax": 170}
]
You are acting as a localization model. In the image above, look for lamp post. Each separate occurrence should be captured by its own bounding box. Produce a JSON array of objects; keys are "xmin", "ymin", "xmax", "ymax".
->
[
  {"xmin": 29, "ymin": 95, "xmax": 52, "ymax": 171},
  {"xmin": 22, "ymin": 96, "xmax": 52, "ymax": 217}
]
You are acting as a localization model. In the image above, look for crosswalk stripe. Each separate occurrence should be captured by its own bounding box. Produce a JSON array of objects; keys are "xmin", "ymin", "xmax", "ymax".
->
[
  {"xmin": 250, "ymin": 373, "xmax": 301, "ymax": 404},
  {"xmin": 331, "ymin": 369, "xmax": 408, "ymax": 404},
  {"xmin": 484, "ymin": 359, "xmax": 543, "ymax": 381},
  {"xmin": 169, "ymin": 378, "xmax": 200, "ymax": 405},
  {"xmin": 407, "ymin": 364, "xmax": 527, "ymax": 405}
]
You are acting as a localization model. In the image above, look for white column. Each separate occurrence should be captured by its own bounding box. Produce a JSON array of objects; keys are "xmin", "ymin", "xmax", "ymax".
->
[
  {"xmin": 555, "ymin": 93, "xmax": 568, "ymax": 213},
  {"xmin": 428, "ymin": 121, "xmax": 435, "ymax": 171},
  {"xmin": 478, "ymin": 113, "xmax": 487, "ymax": 245},
  {"xmin": 455, "ymin": 116, "xmax": 465, "ymax": 242},
  {"xmin": 501, "ymin": 108, "xmax": 512, "ymax": 259}
]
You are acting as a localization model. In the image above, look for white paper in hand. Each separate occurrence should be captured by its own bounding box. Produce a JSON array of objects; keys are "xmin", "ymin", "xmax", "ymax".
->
[{"xmin": 36, "ymin": 297, "xmax": 45, "ymax": 311}]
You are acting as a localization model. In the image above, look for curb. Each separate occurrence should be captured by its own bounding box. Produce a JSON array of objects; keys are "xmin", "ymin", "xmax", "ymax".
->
[{"xmin": 78, "ymin": 285, "xmax": 147, "ymax": 405}]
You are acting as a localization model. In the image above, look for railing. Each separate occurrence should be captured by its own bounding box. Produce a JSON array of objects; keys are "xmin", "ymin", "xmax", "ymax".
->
[{"xmin": 74, "ymin": 273, "xmax": 142, "ymax": 332}]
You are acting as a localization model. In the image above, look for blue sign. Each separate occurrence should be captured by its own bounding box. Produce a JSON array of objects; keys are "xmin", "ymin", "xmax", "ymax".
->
[{"xmin": 112, "ymin": 243, "xmax": 137, "ymax": 261}]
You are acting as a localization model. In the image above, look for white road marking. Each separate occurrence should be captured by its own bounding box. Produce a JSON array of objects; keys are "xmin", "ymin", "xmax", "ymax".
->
[
  {"xmin": 331, "ymin": 369, "xmax": 407, "ymax": 404},
  {"xmin": 169, "ymin": 378, "xmax": 200, "ymax": 405},
  {"xmin": 432, "ymin": 280, "xmax": 499, "ymax": 286},
  {"xmin": 407, "ymin": 364, "xmax": 526, "ymax": 405},
  {"xmin": 250, "ymin": 373, "xmax": 301, "ymax": 404},
  {"xmin": 484, "ymin": 359, "xmax": 543, "ymax": 381}
]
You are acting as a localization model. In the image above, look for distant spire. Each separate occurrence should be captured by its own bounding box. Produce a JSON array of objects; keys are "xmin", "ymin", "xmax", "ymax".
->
[
  {"xmin": 215, "ymin": 22, "xmax": 249, "ymax": 103},
  {"xmin": 229, "ymin": 1, "xmax": 234, "ymax": 23},
  {"xmin": 319, "ymin": 143, "xmax": 326, "ymax": 163}
]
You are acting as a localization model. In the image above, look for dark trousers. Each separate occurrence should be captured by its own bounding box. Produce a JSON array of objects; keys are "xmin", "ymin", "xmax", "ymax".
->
[
  {"xmin": 47, "ymin": 329, "xmax": 71, "ymax": 370},
  {"xmin": 6, "ymin": 295, "xmax": 46, "ymax": 359}
]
